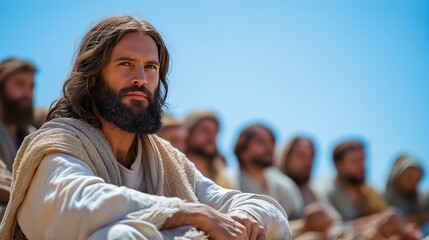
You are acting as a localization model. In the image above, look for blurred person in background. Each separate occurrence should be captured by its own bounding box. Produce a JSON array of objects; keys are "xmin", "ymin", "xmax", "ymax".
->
[
  {"xmin": 232, "ymin": 124, "xmax": 304, "ymax": 220},
  {"xmin": 0, "ymin": 57, "xmax": 37, "ymax": 220},
  {"xmin": 157, "ymin": 114, "xmax": 186, "ymax": 152},
  {"xmin": 326, "ymin": 140, "xmax": 421, "ymax": 239},
  {"xmin": 0, "ymin": 58, "xmax": 37, "ymax": 172},
  {"xmin": 280, "ymin": 136, "xmax": 320, "ymax": 206},
  {"xmin": 328, "ymin": 140, "xmax": 387, "ymax": 220},
  {"xmin": 184, "ymin": 110, "xmax": 231, "ymax": 188},
  {"xmin": 279, "ymin": 136, "xmax": 341, "ymax": 239},
  {"xmin": 383, "ymin": 154, "xmax": 429, "ymax": 236}
]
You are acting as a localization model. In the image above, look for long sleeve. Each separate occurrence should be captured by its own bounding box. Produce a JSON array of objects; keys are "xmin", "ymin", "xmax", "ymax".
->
[
  {"xmin": 192, "ymin": 163, "xmax": 292, "ymax": 239},
  {"xmin": 17, "ymin": 153, "xmax": 184, "ymax": 240}
]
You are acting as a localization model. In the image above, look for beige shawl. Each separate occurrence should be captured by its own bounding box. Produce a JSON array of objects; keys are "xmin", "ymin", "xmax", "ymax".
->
[{"xmin": 0, "ymin": 118, "xmax": 199, "ymax": 239}]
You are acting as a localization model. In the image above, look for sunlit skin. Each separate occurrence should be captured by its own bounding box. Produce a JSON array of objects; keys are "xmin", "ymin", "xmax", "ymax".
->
[{"xmin": 95, "ymin": 32, "xmax": 160, "ymax": 169}]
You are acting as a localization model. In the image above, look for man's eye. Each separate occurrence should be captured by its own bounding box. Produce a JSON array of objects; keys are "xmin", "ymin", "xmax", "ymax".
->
[
  {"xmin": 146, "ymin": 65, "xmax": 158, "ymax": 70},
  {"xmin": 119, "ymin": 62, "xmax": 132, "ymax": 66}
]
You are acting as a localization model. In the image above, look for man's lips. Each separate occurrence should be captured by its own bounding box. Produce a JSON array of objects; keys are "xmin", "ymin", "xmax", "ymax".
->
[{"xmin": 125, "ymin": 91, "xmax": 148, "ymax": 101}]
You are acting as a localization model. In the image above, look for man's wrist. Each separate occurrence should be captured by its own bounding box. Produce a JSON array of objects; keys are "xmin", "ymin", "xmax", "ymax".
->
[{"xmin": 180, "ymin": 203, "xmax": 211, "ymax": 228}]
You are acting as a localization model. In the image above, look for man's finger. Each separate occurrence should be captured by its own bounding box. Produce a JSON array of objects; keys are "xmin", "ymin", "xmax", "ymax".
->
[{"xmin": 250, "ymin": 223, "xmax": 266, "ymax": 240}]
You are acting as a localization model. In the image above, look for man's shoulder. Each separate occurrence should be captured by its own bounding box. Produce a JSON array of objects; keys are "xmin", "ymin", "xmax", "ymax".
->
[
  {"xmin": 265, "ymin": 167, "xmax": 302, "ymax": 194},
  {"xmin": 307, "ymin": 177, "xmax": 336, "ymax": 200},
  {"xmin": 266, "ymin": 167, "xmax": 295, "ymax": 185}
]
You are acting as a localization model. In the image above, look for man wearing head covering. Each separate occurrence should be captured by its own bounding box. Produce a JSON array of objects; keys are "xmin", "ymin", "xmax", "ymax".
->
[
  {"xmin": 0, "ymin": 57, "xmax": 37, "ymax": 220},
  {"xmin": 157, "ymin": 114, "xmax": 187, "ymax": 152},
  {"xmin": 0, "ymin": 58, "xmax": 37, "ymax": 171},
  {"xmin": 232, "ymin": 124, "xmax": 304, "ymax": 220},
  {"xmin": 283, "ymin": 138, "xmax": 422, "ymax": 239},
  {"xmin": 183, "ymin": 110, "xmax": 232, "ymax": 188},
  {"xmin": 383, "ymin": 154, "xmax": 429, "ymax": 235},
  {"xmin": 0, "ymin": 16, "xmax": 290, "ymax": 239}
]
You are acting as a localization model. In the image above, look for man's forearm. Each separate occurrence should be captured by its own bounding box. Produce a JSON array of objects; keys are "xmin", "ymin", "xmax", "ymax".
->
[{"xmin": 161, "ymin": 202, "xmax": 209, "ymax": 230}]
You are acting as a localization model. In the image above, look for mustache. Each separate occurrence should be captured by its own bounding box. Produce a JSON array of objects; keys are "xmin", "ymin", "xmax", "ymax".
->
[{"xmin": 118, "ymin": 85, "xmax": 155, "ymax": 103}]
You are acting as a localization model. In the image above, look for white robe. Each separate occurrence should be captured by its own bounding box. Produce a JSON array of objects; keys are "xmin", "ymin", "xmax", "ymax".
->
[{"xmin": 17, "ymin": 139, "xmax": 291, "ymax": 240}]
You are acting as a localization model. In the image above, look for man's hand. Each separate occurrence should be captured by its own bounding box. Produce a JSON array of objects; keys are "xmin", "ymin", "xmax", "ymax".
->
[
  {"xmin": 162, "ymin": 203, "xmax": 249, "ymax": 239},
  {"xmin": 303, "ymin": 203, "xmax": 334, "ymax": 232},
  {"xmin": 228, "ymin": 210, "xmax": 267, "ymax": 240}
]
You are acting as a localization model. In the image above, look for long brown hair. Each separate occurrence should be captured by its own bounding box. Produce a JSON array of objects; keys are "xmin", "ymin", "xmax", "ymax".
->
[{"xmin": 47, "ymin": 15, "xmax": 170, "ymax": 128}]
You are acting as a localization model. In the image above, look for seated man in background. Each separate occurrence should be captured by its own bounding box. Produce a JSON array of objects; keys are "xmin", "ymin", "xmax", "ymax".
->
[
  {"xmin": 383, "ymin": 154, "xmax": 429, "ymax": 236},
  {"xmin": 232, "ymin": 124, "xmax": 304, "ymax": 220},
  {"xmin": 0, "ymin": 15, "xmax": 290, "ymax": 239},
  {"xmin": 0, "ymin": 58, "xmax": 37, "ymax": 169},
  {"xmin": 329, "ymin": 140, "xmax": 387, "ymax": 220},
  {"xmin": 279, "ymin": 136, "xmax": 341, "ymax": 239},
  {"xmin": 0, "ymin": 57, "xmax": 37, "ymax": 220},
  {"xmin": 157, "ymin": 114, "xmax": 187, "ymax": 152},
  {"xmin": 279, "ymin": 137, "xmax": 424, "ymax": 239},
  {"xmin": 184, "ymin": 110, "xmax": 231, "ymax": 188},
  {"xmin": 280, "ymin": 136, "xmax": 321, "ymax": 206},
  {"xmin": 327, "ymin": 140, "xmax": 421, "ymax": 239}
]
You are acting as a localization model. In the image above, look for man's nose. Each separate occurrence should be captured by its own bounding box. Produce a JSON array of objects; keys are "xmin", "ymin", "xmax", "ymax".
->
[
  {"xmin": 22, "ymin": 88, "xmax": 33, "ymax": 101},
  {"xmin": 131, "ymin": 66, "xmax": 148, "ymax": 86}
]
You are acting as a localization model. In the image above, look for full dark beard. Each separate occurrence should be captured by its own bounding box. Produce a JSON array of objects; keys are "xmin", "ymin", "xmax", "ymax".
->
[
  {"xmin": 187, "ymin": 146, "xmax": 218, "ymax": 161},
  {"xmin": 345, "ymin": 175, "xmax": 365, "ymax": 186},
  {"xmin": 92, "ymin": 76, "xmax": 162, "ymax": 134},
  {"xmin": 250, "ymin": 157, "xmax": 273, "ymax": 169},
  {"xmin": 289, "ymin": 174, "xmax": 310, "ymax": 186},
  {"xmin": 398, "ymin": 188, "xmax": 418, "ymax": 200},
  {"xmin": 0, "ymin": 88, "xmax": 33, "ymax": 125}
]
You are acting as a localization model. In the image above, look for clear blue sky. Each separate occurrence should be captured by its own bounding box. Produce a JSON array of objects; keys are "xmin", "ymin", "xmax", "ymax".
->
[{"xmin": 1, "ymin": 0, "xmax": 428, "ymax": 191}]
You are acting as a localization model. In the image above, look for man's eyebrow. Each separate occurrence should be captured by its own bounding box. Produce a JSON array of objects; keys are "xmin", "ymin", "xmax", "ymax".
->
[
  {"xmin": 145, "ymin": 60, "xmax": 160, "ymax": 66},
  {"xmin": 113, "ymin": 56, "xmax": 159, "ymax": 65},
  {"xmin": 114, "ymin": 56, "xmax": 136, "ymax": 62}
]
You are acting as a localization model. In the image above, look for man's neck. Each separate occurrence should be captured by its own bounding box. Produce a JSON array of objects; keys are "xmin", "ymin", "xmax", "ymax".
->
[
  {"xmin": 187, "ymin": 153, "xmax": 211, "ymax": 178},
  {"xmin": 337, "ymin": 176, "xmax": 362, "ymax": 201},
  {"xmin": 100, "ymin": 118, "xmax": 136, "ymax": 169},
  {"xmin": 243, "ymin": 164, "xmax": 266, "ymax": 185}
]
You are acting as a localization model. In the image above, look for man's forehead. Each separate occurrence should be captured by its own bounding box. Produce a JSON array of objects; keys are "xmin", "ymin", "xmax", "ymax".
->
[
  {"xmin": 110, "ymin": 33, "xmax": 159, "ymax": 61},
  {"xmin": 6, "ymin": 71, "xmax": 35, "ymax": 82}
]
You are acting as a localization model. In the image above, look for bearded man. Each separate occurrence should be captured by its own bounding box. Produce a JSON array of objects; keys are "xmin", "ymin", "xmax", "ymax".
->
[
  {"xmin": 0, "ymin": 58, "xmax": 37, "ymax": 220},
  {"xmin": 232, "ymin": 124, "xmax": 303, "ymax": 220},
  {"xmin": 0, "ymin": 15, "xmax": 290, "ymax": 240}
]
